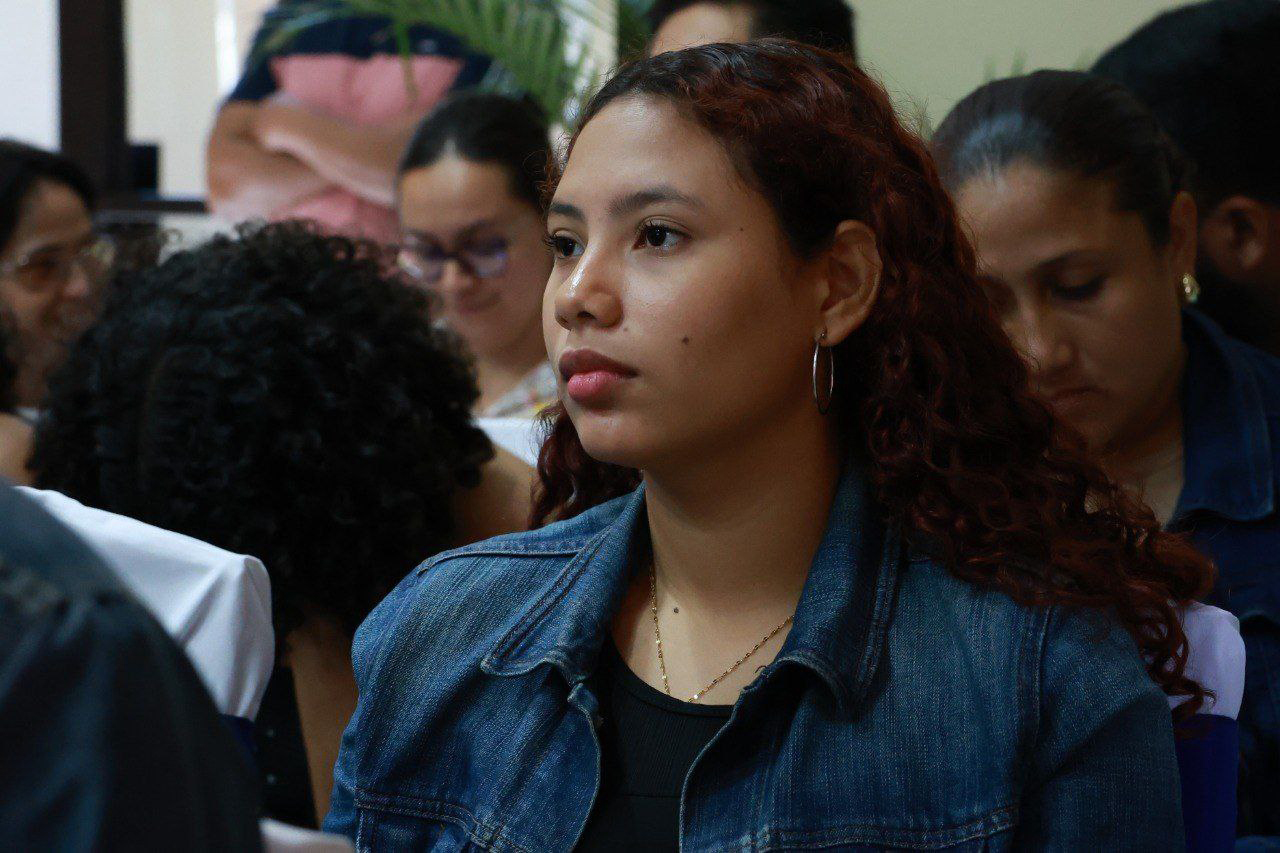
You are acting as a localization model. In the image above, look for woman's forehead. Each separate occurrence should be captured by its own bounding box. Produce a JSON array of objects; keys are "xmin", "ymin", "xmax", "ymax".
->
[{"xmin": 557, "ymin": 98, "xmax": 743, "ymax": 210}]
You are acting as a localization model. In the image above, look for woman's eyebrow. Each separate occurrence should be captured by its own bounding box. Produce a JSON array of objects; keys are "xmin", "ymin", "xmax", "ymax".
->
[
  {"xmin": 548, "ymin": 187, "xmax": 704, "ymax": 224},
  {"xmin": 608, "ymin": 186, "xmax": 703, "ymax": 219},
  {"xmin": 548, "ymin": 201, "xmax": 586, "ymax": 221}
]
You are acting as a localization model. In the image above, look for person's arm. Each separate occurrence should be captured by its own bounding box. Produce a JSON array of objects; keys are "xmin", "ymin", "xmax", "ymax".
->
[
  {"xmin": 1015, "ymin": 608, "xmax": 1186, "ymax": 850},
  {"xmin": 252, "ymin": 101, "xmax": 422, "ymax": 207},
  {"xmin": 0, "ymin": 414, "xmax": 33, "ymax": 485},
  {"xmin": 206, "ymin": 101, "xmax": 333, "ymax": 222}
]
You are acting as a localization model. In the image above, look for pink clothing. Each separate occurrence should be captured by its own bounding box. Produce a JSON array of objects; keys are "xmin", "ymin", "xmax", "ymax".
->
[{"xmin": 268, "ymin": 54, "xmax": 463, "ymax": 243}]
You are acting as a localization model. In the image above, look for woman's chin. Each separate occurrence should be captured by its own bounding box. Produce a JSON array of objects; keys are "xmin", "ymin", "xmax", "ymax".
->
[{"xmin": 572, "ymin": 414, "xmax": 655, "ymax": 471}]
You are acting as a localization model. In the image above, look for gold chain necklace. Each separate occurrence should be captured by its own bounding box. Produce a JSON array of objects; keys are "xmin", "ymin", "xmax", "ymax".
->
[{"xmin": 648, "ymin": 567, "xmax": 794, "ymax": 703}]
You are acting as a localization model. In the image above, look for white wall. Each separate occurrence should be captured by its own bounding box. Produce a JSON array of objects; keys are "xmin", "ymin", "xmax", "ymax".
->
[
  {"xmin": 0, "ymin": 1, "xmax": 60, "ymax": 149},
  {"xmin": 855, "ymin": 0, "xmax": 1186, "ymax": 131},
  {"xmin": 125, "ymin": 0, "xmax": 222, "ymax": 197}
]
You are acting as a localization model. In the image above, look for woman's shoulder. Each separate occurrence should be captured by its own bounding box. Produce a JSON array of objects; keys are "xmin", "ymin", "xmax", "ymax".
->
[
  {"xmin": 899, "ymin": 555, "xmax": 1162, "ymax": 712},
  {"xmin": 351, "ymin": 491, "xmax": 640, "ymax": 666}
]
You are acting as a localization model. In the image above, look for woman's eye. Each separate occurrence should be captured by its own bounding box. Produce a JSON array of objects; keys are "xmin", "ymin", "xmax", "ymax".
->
[
  {"xmin": 1054, "ymin": 276, "xmax": 1105, "ymax": 301},
  {"xmin": 546, "ymin": 235, "xmax": 581, "ymax": 259},
  {"xmin": 638, "ymin": 224, "xmax": 681, "ymax": 251}
]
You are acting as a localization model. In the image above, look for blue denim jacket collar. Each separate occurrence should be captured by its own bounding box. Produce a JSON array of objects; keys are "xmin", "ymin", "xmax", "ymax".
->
[
  {"xmin": 481, "ymin": 463, "xmax": 902, "ymax": 716},
  {"xmin": 1174, "ymin": 309, "xmax": 1275, "ymax": 523}
]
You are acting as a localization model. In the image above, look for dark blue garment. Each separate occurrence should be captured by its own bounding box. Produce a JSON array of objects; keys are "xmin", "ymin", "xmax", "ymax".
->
[
  {"xmin": 0, "ymin": 483, "xmax": 263, "ymax": 850},
  {"xmin": 1173, "ymin": 309, "xmax": 1280, "ymax": 840},
  {"xmin": 1177, "ymin": 714, "xmax": 1241, "ymax": 853},
  {"xmin": 326, "ymin": 464, "xmax": 1184, "ymax": 851}
]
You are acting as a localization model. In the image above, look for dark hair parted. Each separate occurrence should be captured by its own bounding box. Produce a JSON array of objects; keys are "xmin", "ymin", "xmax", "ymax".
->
[
  {"xmin": 0, "ymin": 139, "xmax": 95, "ymax": 255},
  {"xmin": 399, "ymin": 91, "xmax": 551, "ymax": 210},
  {"xmin": 647, "ymin": 0, "xmax": 856, "ymax": 59},
  {"xmin": 932, "ymin": 70, "xmax": 1190, "ymax": 246},
  {"xmin": 532, "ymin": 41, "xmax": 1213, "ymax": 714},
  {"xmin": 1092, "ymin": 0, "xmax": 1280, "ymax": 207},
  {"xmin": 31, "ymin": 221, "xmax": 493, "ymax": 639}
]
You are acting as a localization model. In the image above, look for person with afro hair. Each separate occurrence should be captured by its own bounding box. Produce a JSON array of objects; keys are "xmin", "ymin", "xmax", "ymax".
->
[{"xmin": 30, "ymin": 220, "xmax": 534, "ymax": 827}]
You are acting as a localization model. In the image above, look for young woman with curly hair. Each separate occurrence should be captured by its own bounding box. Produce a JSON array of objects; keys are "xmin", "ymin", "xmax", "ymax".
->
[
  {"xmin": 326, "ymin": 42, "xmax": 1213, "ymax": 849},
  {"xmin": 29, "ymin": 221, "xmax": 532, "ymax": 827}
]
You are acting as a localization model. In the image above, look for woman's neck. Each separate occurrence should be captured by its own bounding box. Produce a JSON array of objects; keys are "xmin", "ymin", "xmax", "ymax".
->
[
  {"xmin": 643, "ymin": 408, "xmax": 841, "ymax": 612},
  {"xmin": 1102, "ymin": 368, "xmax": 1187, "ymax": 526},
  {"xmin": 284, "ymin": 613, "xmax": 357, "ymax": 826},
  {"xmin": 474, "ymin": 332, "xmax": 547, "ymax": 414}
]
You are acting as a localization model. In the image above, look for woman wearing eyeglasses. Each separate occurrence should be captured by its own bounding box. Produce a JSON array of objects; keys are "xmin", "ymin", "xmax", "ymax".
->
[
  {"xmin": 396, "ymin": 93, "xmax": 556, "ymax": 419},
  {"xmin": 0, "ymin": 141, "xmax": 110, "ymax": 419}
]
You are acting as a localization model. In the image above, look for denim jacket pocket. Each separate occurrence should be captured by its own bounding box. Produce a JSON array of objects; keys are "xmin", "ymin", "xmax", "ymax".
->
[
  {"xmin": 353, "ymin": 791, "xmax": 530, "ymax": 853},
  {"xmin": 734, "ymin": 806, "xmax": 1017, "ymax": 852}
]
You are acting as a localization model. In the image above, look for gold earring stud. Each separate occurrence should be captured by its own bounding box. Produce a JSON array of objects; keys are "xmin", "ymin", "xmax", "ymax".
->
[{"xmin": 1182, "ymin": 273, "xmax": 1201, "ymax": 305}]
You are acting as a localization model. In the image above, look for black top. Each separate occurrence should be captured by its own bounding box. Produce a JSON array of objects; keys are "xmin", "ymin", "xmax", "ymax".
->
[
  {"xmin": 255, "ymin": 666, "xmax": 317, "ymax": 827},
  {"xmin": 577, "ymin": 641, "xmax": 732, "ymax": 852}
]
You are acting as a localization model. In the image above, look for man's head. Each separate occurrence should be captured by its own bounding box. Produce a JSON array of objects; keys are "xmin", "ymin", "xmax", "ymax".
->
[
  {"xmin": 1093, "ymin": 0, "xmax": 1280, "ymax": 351},
  {"xmin": 647, "ymin": 0, "xmax": 855, "ymax": 59}
]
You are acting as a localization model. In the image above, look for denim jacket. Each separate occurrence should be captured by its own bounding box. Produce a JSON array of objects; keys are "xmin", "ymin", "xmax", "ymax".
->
[
  {"xmin": 326, "ymin": 465, "xmax": 1183, "ymax": 851},
  {"xmin": 1173, "ymin": 309, "xmax": 1280, "ymax": 838}
]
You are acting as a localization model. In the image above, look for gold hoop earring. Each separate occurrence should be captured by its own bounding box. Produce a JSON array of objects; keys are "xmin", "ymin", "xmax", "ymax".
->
[
  {"xmin": 1182, "ymin": 273, "xmax": 1201, "ymax": 305},
  {"xmin": 812, "ymin": 330, "xmax": 835, "ymax": 414}
]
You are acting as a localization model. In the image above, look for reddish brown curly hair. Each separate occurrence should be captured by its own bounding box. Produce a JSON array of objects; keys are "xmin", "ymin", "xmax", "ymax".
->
[{"xmin": 532, "ymin": 40, "xmax": 1213, "ymax": 714}]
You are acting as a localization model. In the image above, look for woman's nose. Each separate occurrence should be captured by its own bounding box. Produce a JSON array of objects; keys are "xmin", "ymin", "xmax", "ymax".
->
[
  {"xmin": 1012, "ymin": 305, "xmax": 1076, "ymax": 376},
  {"xmin": 60, "ymin": 264, "xmax": 94, "ymax": 303},
  {"xmin": 438, "ymin": 259, "xmax": 479, "ymax": 297},
  {"xmin": 552, "ymin": 250, "xmax": 622, "ymax": 331}
]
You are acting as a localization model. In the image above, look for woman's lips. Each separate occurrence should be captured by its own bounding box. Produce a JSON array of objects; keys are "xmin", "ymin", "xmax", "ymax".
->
[
  {"xmin": 566, "ymin": 370, "xmax": 630, "ymax": 404},
  {"xmin": 1044, "ymin": 386, "xmax": 1100, "ymax": 413},
  {"xmin": 559, "ymin": 348, "xmax": 637, "ymax": 406}
]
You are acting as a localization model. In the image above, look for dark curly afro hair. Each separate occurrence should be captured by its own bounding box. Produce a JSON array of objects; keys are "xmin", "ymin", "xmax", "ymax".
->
[{"xmin": 32, "ymin": 221, "xmax": 493, "ymax": 639}]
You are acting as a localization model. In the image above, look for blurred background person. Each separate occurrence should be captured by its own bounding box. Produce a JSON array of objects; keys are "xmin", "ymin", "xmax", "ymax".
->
[
  {"xmin": 934, "ymin": 69, "xmax": 1280, "ymax": 841},
  {"xmin": 0, "ymin": 482, "xmax": 262, "ymax": 850},
  {"xmin": 30, "ymin": 222, "xmax": 532, "ymax": 827},
  {"xmin": 397, "ymin": 92, "xmax": 556, "ymax": 419},
  {"xmin": 0, "ymin": 140, "xmax": 109, "ymax": 416},
  {"xmin": 647, "ymin": 0, "xmax": 856, "ymax": 58},
  {"xmin": 206, "ymin": 2, "xmax": 491, "ymax": 242},
  {"xmin": 0, "ymin": 320, "xmax": 33, "ymax": 483},
  {"xmin": 1092, "ymin": 0, "xmax": 1280, "ymax": 355}
]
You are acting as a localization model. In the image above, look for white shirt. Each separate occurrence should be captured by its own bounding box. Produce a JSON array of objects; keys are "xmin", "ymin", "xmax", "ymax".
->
[{"xmin": 18, "ymin": 487, "xmax": 274, "ymax": 720}]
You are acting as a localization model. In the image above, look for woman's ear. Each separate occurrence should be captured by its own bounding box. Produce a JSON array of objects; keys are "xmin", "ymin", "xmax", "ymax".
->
[
  {"xmin": 1200, "ymin": 195, "xmax": 1275, "ymax": 280},
  {"xmin": 816, "ymin": 220, "xmax": 882, "ymax": 345}
]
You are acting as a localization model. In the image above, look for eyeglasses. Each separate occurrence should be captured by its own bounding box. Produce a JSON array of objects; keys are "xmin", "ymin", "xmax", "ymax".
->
[
  {"xmin": 397, "ymin": 234, "xmax": 510, "ymax": 285},
  {"xmin": 0, "ymin": 234, "xmax": 116, "ymax": 293}
]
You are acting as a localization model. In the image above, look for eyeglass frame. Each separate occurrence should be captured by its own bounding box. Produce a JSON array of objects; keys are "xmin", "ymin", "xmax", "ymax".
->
[
  {"xmin": 396, "ymin": 232, "xmax": 512, "ymax": 286},
  {"xmin": 0, "ymin": 233, "xmax": 117, "ymax": 291}
]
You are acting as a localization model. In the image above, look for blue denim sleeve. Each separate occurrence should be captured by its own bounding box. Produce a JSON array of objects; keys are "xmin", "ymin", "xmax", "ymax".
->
[{"xmin": 1015, "ymin": 607, "xmax": 1187, "ymax": 851}]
